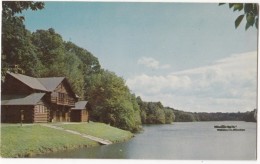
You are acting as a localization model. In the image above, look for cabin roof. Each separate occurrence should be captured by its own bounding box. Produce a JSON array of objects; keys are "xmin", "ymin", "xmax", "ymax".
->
[
  {"xmin": 5, "ymin": 72, "xmax": 77, "ymax": 99},
  {"xmin": 1, "ymin": 93, "xmax": 46, "ymax": 106},
  {"xmin": 71, "ymin": 101, "xmax": 88, "ymax": 110},
  {"xmin": 7, "ymin": 72, "xmax": 47, "ymax": 91},
  {"xmin": 37, "ymin": 77, "xmax": 65, "ymax": 91},
  {"xmin": 7, "ymin": 72, "xmax": 69, "ymax": 92}
]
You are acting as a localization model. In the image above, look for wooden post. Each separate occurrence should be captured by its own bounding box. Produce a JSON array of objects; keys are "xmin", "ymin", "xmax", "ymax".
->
[
  {"xmin": 20, "ymin": 110, "xmax": 24, "ymax": 126},
  {"xmin": 68, "ymin": 110, "xmax": 71, "ymax": 122}
]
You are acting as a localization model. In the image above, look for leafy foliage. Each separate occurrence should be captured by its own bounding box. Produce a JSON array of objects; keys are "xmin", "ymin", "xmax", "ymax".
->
[
  {"xmin": 1, "ymin": 1, "xmax": 45, "ymax": 76},
  {"xmin": 87, "ymin": 70, "xmax": 142, "ymax": 132},
  {"xmin": 219, "ymin": 3, "xmax": 258, "ymax": 30},
  {"xmin": 164, "ymin": 108, "xmax": 175, "ymax": 124},
  {"xmin": 31, "ymin": 28, "xmax": 67, "ymax": 76},
  {"xmin": 137, "ymin": 97, "xmax": 175, "ymax": 124},
  {"xmin": 2, "ymin": 1, "xmax": 44, "ymax": 20},
  {"xmin": 172, "ymin": 109, "xmax": 197, "ymax": 122}
]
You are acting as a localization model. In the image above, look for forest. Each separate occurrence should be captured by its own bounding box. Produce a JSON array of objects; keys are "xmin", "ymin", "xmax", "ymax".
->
[
  {"xmin": 1, "ymin": 2, "xmax": 256, "ymax": 132},
  {"xmin": 170, "ymin": 108, "xmax": 257, "ymax": 122}
]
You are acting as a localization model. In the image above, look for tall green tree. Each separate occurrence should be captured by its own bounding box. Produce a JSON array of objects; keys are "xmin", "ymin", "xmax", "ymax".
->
[
  {"xmin": 136, "ymin": 96, "xmax": 147, "ymax": 124},
  {"xmin": 131, "ymin": 94, "xmax": 142, "ymax": 131},
  {"xmin": 87, "ymin": 70, "xmax": 141, "ymax": 131},
  {"xmin": 137, "ymin": 98, "xmax": 175, "ymax": 124},
  {"xmin": 146, "ymin": 102, "xmax": 165, "ymax": 124},
  {"xmin": 2, "ymin": 1, "xmax": 45, "ymax": 76},
  {"xmin": 164, "ymin": 108, "xmax": 175, "ymax": 124},
  {"xmin": 31, "ymin": 28, "xmax": 67, "ymax": 76},
  {"xmin": 64, "ymin": 41, "xmax": 101, "ymax": 76},
  {"xmin": 63, "ymin": 51, "xmax": 85, "ymax": 98},
  {"xmin": 64, "ymin": 41, "xmax": 101, "ymax": 99}
]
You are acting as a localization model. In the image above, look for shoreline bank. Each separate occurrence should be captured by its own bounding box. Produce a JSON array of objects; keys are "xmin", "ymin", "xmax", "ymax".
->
[{"xmin": 0, "ymin": 122, "xmax": 134, "ymax": 158}]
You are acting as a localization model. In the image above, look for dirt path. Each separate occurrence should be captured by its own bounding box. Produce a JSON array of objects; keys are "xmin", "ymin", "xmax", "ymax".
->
[{"xmin": 41, "ymin": 124, "xmax": 112, "ymax": 145}]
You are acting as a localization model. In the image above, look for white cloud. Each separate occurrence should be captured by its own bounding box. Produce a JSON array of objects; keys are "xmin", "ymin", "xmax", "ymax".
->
[
  {"xmin": 137, "ymin": 57, "xmax": 171, "ymax": 69},
  {"xmin": 127, "ymin": 51, "xmax": 257, "ymax": 112}
]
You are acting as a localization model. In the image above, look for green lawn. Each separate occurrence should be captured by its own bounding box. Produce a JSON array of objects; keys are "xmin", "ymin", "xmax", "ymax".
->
[
  {"xmin": 57, "ymin": 122, "xmax": 134, "ymax": 143},
  {"xmin": 0, "ymin": 122, "xmax": 133, "ymax": 158}
]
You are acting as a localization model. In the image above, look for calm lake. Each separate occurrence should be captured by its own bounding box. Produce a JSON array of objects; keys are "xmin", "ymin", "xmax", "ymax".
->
[{"xmin": 36, "ymin": 121, "xmax": 256, "ymax": 160}]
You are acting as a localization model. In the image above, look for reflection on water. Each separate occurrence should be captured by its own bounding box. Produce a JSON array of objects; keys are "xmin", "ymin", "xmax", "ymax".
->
[{"xmin": 35, "ymin": 121, "xmax": 256, "ymax": 160}]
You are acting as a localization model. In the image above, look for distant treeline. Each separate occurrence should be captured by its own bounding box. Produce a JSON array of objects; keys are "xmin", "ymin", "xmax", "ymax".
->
[
  {"xmin": 169, "ymin": 108, "xmax": 257, "ymax": 122},
  {"xmin": 136, "ymin": 97, "xmax": 257, "ymax": 124},
  {"xmin": 136, "ymin": 97, "xmax": 175, "ymax": 124}
]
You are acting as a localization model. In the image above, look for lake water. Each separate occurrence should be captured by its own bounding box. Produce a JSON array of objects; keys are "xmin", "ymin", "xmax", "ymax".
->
[{"xmin": 36, "ymin": 121, "xmax": 257, "ymax": 160}]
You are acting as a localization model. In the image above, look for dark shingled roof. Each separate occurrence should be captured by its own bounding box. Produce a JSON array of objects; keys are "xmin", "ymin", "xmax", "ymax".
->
[
  {"xmin": 7, "ymin": 72, "xmax": 67, "ymax": 92},
  {"xmin": 7, "ymin": 72, "xmax": 47, "ymax": 91},
  {"xmin": 1, "ymin": 93, "xmax": 46, "ymax": 105},
  {"xmin": 5, "ymin": 72, "xmax": 77, "ymax": 99},
  {"xmin": 71, "ymin": 101, "xmax": 88, "ymax": 110},
  {"xmin": 37, "ymin": 77, "xmax": 65, "ymax": 91}
]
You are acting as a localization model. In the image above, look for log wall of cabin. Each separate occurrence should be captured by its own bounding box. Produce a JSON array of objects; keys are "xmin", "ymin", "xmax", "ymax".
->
[
  {"xmin": 33, "ymin": 101, "xmax": 50, "ymax": 123},
  {"xmin": 81, "ymin": 109, "xmax": 89, "ymax": 122},
  {"xmin": 1, "ymin": 106, "xmax": 34, "ymax": 123}
]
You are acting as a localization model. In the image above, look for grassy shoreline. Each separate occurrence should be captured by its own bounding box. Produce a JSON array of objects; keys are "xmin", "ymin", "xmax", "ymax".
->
[{"xmin": 0, "ymin": 122, "xmax": 134, "ymax": 158}]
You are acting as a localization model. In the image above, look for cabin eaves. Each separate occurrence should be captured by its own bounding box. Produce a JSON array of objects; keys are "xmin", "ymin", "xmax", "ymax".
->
[
  {"xmin": 71, "ymin": 101, "xmax": 88, "ymax": 110},
  {"xmin": 1, "ymin": 93, "xmax": 46, "ymax": 106}
]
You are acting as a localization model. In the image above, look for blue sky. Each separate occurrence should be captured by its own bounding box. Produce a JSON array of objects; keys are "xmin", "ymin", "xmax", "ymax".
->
[{"xmin": 23, "ymin": 2, "xmax": 258, "ymax": 112}]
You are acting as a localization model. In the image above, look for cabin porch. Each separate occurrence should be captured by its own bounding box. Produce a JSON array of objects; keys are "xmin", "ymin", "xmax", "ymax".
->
[{"xmin": 50, "ymin": 105, "xmax": 71, "ymax": 122}]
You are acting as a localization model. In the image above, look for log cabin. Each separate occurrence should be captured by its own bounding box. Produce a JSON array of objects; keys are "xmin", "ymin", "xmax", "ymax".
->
[
  {"xmin": 1, "ymin": 93, "xmax": 49, "ymax": 123},
  {"xmin": 71, "ymin": 101, "xmax": 89, "ymax": 122},
  {"xmin": 1, "ymin": 72, "xmax": 89, "ymax": 123}
]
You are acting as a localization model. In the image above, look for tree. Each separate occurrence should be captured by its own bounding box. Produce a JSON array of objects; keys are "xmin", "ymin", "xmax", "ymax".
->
[
  {"xmin": 64, "ymin": 41, "xmax": 101, "ymax": 76},
  {"xmin": 164, "ymin": 108, "xmax": 175, "ymax": 124},
  {"xmin": 2, "ymin": 1, "xmax": 44, "ymax": 20},
  {"xmin": 63, "ymin": 51, "xmax": 85, "ymax": 98},
  {"xmin": 243, "ymin": 110, "xmax": 257, "ymax": 122},
  {"xmin": 2, "ymin": 17, "xmax": 42, "ymax": 76},
  {"xmin": 130, "ymin": 94, "xmax": 142, "ymax": 131},
  {"xmin": 219, "ymin": 3, "xmax": 259, "ymax": 30},
  {"xmin": 31, "ymin": 28, "xmax": 67, "ymax": 77},
  {"xmin": 2, "ymin": 1, "xmax": 45, "ymax": 77},
  {"xmin": 87, "ymin": 70, "xmax": 141, "ymax": 131},
  {"xmin": 136, "ymin": 96, "xmax": 147, "ymax": 124},
  {"xmin": 64, "ymin": 41, "xmax": 101, "ymax": 99}
]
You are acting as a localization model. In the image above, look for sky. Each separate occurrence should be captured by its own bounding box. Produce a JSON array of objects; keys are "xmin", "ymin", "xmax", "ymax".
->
[{"xmin": 22, "ymin": 2, "xmax": 258, "ymax": 113}]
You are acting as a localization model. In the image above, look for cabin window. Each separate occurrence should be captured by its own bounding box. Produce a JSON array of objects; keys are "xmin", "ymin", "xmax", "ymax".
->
[
  {"xmin": 58, "ymin": 93, "xmax": 69, "ymax": 99},
  {"xmin": 35, "ymin": 105, "xmax": 47, "ymax": 113},
  {"xmin": 59, "ymin": 93, "xmax": 65, "ymax": 98}
]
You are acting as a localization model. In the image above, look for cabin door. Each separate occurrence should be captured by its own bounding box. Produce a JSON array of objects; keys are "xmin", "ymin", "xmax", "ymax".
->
[{"xmin": 71, "ymin": 110, "xmax": 81, "ymax": 122}]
